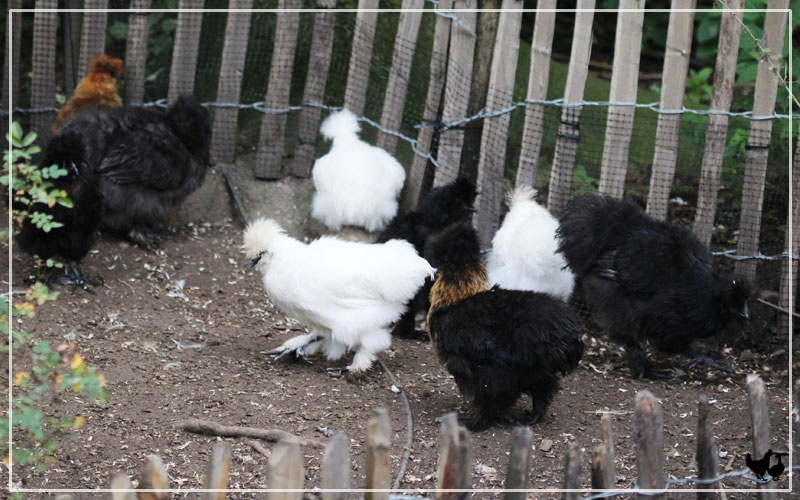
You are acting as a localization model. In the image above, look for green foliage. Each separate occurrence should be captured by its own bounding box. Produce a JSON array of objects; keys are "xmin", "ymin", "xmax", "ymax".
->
[
  {"xmin": 3, "ymin": 123, "xmax": 74, "ymax": 239},
  {"xmin": 694, "ymin": 0, "xmax": 799, "ymax": 115},
  {"xmin": 572, "ymin": 165, "xmax": 598, "ymax": 196},
  {"xmin": 1, "ymin": 284, "xmax": 109, "ymax": 469},
  {"xmin": 684, "ymin": 67, "xmax": 714, "ymax": 106}
]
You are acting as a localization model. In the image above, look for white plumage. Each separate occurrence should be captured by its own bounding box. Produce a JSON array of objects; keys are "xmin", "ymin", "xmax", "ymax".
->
[
  {"xmin": 243, "ymin": 218, "xmax": 435, "ymax": 373},
  {"xmin": 486, "ymin": 185, "xmax": 575, "ymax": 300},
  {"xmin": 311, "ymin": 109, "xmax": 406, "ymax": 232}
]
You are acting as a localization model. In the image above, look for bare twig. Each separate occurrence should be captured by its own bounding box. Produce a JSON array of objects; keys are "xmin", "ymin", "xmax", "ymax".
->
[
  {"xmin": 245, "ymin": 439, "xmax": 272, "ymax": 460},
  {"xmin": 756, "ymin": 297, "xmax": 800, "ymax": 319},
  {"xmin": 177, "ymin": 418, "xmax": 326, "ymax": 448}
]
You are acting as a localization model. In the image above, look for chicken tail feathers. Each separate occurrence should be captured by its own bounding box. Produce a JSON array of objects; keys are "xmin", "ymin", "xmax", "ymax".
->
[
  {"xmin": 165, "ymin": 96, "xmax": 212, "ymax": 162},
  {"xmin": 507, "ymin": 184, "xmax": 537, "ymax": 208},
  {"xmin": 320, "ymin": 109, "xmax": 361, "ymax": 141}
]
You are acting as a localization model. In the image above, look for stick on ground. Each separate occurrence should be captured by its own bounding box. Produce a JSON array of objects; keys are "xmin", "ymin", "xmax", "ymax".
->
[{"xmin": 177, "ymin": 418, "xmax": 326, "ymax": 448}]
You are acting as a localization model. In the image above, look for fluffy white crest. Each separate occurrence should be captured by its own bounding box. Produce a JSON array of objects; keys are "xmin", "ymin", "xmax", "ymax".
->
[
  {"xmin": 507, "ymin": 184, "xmax": 537, "ymax": 208},
  {"xmin": 320, "ymin": 109, "xmax": 361, "ymax": 143},
  {"xmin": 242, "ymin": 218, "xmax": 285, "ymax": 261}
]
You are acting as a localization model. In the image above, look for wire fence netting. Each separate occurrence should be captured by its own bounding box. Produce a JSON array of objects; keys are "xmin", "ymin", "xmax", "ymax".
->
[{"xmin": 3, "ymin": 6, "xmax": 797, "ymax": 300}]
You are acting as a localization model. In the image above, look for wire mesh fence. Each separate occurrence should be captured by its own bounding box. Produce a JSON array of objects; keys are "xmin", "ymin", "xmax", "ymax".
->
[{"xmin": 3, "ymin": 5, "xmax": 797, "ymax": 303}]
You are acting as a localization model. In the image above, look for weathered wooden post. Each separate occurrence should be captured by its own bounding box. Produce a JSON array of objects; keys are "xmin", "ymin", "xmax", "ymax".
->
[
  {"xmin": 746, "ymin": 374, "xmax": 774, "ymax": 500},
  {"xmin": 167, "ymin": 0, "xmax": 204, "ymax": 102},
  {"xmin": 645, "ymin": 0, "xmax": 695, "ymax": 220},
  {"xmin": 474, "ymin": 1, "xmax": 523, "ymax": 248},
  {"xmin": 503, "ymin": 426, "xmax": 533, "ymax": 500},
  {"xmin": 692, "ymin": 0, "xmax": 745, "ymax": 245},
  {"xmin": 30, "ymin": 0, "xmax": 58, "ymax": 142},
  {"xmin": 591, "ymin": 414, "xmax": 616, "ymax": 498},
  {"xmin": 77, "ymin": 0, "xmax": 109, "ymax": 79},
  {"xmin": 735, "ymin": 1, "xmax": 789, "ymax": 282},
  {"xmin": 292, "ymin": 0, "xmax": 337, "ymax": 178},
  {"xmin": 405, "ymin": 0, "xmax": 454, "ymax": 209},
  {"xmin": 211, "ymin": 2, "xmax": 254, "ymax": 163},
  {"xmin": 268, "ymin": 439, "xmax": 304, "ymax": 500},
  {"xmin": 108, "ymin": 473, "xmax": 137, "ymax": 500},
  {"xmin": 203, "ymin": 441, "xmax": 232, "ymax": 500},
  {"xmin": 255, "ymin": 4, "xmax": 300, "ymax": 179},
  {"xmin": 597, "ymin": 0, "xmax": 646, "ymax": 200},
  {"xmin": 322, "ymin": 433, "xmax": 350, "ymax": 500},
  {"xmin": 365, "ymin": 408, "xmax": 392, "ymax": 500},
  {"xmin": 436, "ymin": 413, "xmax": 472, "ymax": 499},
  {"xmin": 560, "ymin": 443, "xmax": 583, "ymax": 500},
  {"xmin": 634, "ymin": 390, "xmax": 665, "ymax": 499},
  {"xmin": 696, "ymin": 396, "xmax": 720, "ymax": 500},
  {"xmin": 377, "ymin": 0, "xmax": 425, "ymax": 156},
  {"xmin": 124, "ymin": 0, "xmax": 152, "ymax": 105},
  {"xmin": 515, "ymin": 1, "xmax": 556, "ymax": 188},
  {"xmin": 546, "ymin": 0, "xmax": 595, "ymax": 214},
  {"xmin": 343, "ymin": 0, "xmax": 379, "ymax": 116},
  {"xmin": 434, "ymin": 1, "xmax": 477, "ymax": 187}
]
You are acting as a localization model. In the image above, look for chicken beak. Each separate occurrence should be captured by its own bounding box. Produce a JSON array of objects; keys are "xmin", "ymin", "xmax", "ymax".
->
[
  {"xmin": 249, "ymin": 255, "xmax": 262, "ymax": 268},
  {"xmin": 740, "ymin": 302, "xmax": 750, "ymax": 320}
]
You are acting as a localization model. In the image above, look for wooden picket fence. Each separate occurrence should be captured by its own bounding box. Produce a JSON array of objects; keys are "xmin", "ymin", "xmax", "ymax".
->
[
  {"xmin": 50, "ymin": 375, "xmax": 795, "ymax": 499},
  {"xmin": 3, "ymin": 3, "xmax": 796, "ymax": 315}
]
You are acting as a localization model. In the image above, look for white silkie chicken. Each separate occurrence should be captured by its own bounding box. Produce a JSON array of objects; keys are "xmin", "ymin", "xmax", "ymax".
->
[
  {"xmin": 311, "ymin": 109, "xmax": 406, "ymax": 233},
  {"xmin": 243, "ymin": 218, "xmax": 435, "ymax": 375},
  {"xmin": 486, "ymin": 185, "xmax": 574, "ymax": 300}
]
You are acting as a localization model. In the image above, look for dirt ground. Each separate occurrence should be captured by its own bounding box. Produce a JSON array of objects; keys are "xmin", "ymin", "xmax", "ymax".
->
[{"xmin": 3, "ymin": 166, "xmax": 794, "ymax": 498}]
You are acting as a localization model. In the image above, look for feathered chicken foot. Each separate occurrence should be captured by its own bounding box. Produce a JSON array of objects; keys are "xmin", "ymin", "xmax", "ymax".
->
[
  {"xmin": 683, "ymin": 350, "xmax": 735, "ymax": 374},
  {"xmin": 626, "ymin": 344, "xmax": 675, "ymax": 380},
  {"xmin": 47, "ymin": 262, "xmax": 103, "ymax": 293},
  {"xmin": 261, "ymin": 333, "xmax": 324, "ymax": 362},
  {"xmin": 128, "ymin": 226, "xmax": 177, "ymax": 250}
]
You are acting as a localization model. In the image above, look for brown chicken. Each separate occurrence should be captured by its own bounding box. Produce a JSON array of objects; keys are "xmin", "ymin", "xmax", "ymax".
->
[{"xmin": 52, "ymin": 54, "xmax": 124, "ymax": 133}]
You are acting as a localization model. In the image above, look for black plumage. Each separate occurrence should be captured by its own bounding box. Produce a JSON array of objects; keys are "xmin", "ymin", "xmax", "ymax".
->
[
  {"xmin": 556, "ymin": 194, "xmax": 750, "ymax": 379},
  {"xmin": 377, "ymin": 178, "xmax": 477, "ymax": 339},
  {"xmin": 426, "ymin": 222, "xmax": 583, "ymax": 431},
  {"xmin": 15, "ymin": 130, "xmax": 104, "ymax": 289},
  {"xmin": 746, "ymin": 449, "xmax": 772, "ymax": 481},
  {"xmin": 56, "ymin": 95, "xmax": 212, "ymax": 247},
  {"xmin": 767, "ymin": 454, "xmax": 784, "ymax": 481}
]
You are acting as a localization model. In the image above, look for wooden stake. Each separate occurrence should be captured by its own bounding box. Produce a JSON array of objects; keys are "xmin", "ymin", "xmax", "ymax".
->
[
  {"xmin": 561, "ymin": 443, "xmax": 582, "ymax": 500},
  {"xmin": 634, "ymin": 390, "xmax": 665, "ymax": 499},
  {"xmin": 268, "ymin": 439, "xmax": 304, "ymax": 500},
  {"xmin": 696, "ymin": 396, "xmax": 719, "ymax": 499},
  {"xmin": 504, "ymin": 426, "xmax": 533, "ymax": 499},
  {"xmin": 322, "ymin": 434, "xmax": 351, "ymax": 500},
  {"xmin": 365, "ymin": 408, "xmax": 392, "ymax": 500},
  {"xmin": 202, "ymin": 441, "xmax": 231, "ymax": 500},
  {"xmin": 746, "ymin": 374, "xmax": 774, "ymax": 500},
  {"xmin": 436, "ymin": 413, "xmax": 472, "ymax": 499}
]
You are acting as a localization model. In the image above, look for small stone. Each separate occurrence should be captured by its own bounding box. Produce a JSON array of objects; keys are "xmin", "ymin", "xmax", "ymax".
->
[{"xmin": 539, "ymin": 439, "xmax": 553, "ymax": 452}]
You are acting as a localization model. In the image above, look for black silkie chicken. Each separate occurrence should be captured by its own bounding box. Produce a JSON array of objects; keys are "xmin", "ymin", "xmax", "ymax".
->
[
  {"xmin": 556, "ymin": 194, "xmax": 750, "ymax": 380},
  {"xmin": 745, "ymin": 449, "xmax": 772, "ymax": 481},
  {"xmin": 55, "ymin": 95, "xmax": 212, "ymax": 248},
  {"xmin": 426, "ymin": 222, "xmax": 584, "ymax": 431},
  {"xmin": 15, "ymin": 131, "xmax": 104, "ymax": 290},
  {"xmin": 377, "ymin": 177, "xmax": 478, "ymax": 340}
]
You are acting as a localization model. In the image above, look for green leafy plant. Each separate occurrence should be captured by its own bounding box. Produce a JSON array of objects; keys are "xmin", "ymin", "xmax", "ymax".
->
[
  {"xmin": 2, "ymin": 123, "xmax": 74, "ymax": 238},
  {"xmin": 572, "ymin": 164, "xmax": 598, "ymax": 196},
  {"xmin": 1, "ymin": 284, "xmax": 109, "ymax": 470}
]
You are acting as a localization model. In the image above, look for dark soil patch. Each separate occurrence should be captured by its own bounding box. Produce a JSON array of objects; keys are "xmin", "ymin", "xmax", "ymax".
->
[{"xmin": 3, "ymin": 203, "xmax": 792, "ymax": 498}]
